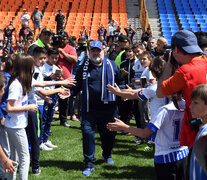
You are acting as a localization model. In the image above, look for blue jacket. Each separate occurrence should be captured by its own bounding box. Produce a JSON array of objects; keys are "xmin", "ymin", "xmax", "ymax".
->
[{"xmin": 70, "ymin": 58, "xmax": 123, "ymax": 111}]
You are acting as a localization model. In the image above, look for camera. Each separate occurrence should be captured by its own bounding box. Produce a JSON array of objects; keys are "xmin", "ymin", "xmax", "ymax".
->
[
  {"xmin": 164, "ymin": 46, "xmax": 179, "ymax": 72},
  {"xmin": 190, "ymin": 118, "xmax": 203, "ymax": 132},
  {"xmin": 52, "ymin": 30, "xmax": 65, "ymax": 46},
  {"xmin": 78, "ymin": 42, "xmax": 87, "ymax": 52}
]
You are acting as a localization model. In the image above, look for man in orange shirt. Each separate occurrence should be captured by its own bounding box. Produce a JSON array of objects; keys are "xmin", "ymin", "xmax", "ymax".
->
[{"xmin": 156, "ymin": 30, "xmax": 207, "ymax": 147}]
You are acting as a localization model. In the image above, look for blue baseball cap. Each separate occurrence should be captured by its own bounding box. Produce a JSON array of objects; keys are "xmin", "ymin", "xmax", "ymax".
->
[
  {"xmin": 171, "ymin": 30, "xmax": 202, "ymax": 54},
  {"xmin": 90, "ymin": 41, "xmax": 103, "ymax": 50}
]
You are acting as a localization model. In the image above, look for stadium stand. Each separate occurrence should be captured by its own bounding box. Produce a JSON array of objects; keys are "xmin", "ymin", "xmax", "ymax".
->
[
  {"xmin": 157, "ymin": 0, "xmax": 179, "ymax": 44},
  {"xmin": 0, "ymin": 0, "xmax": 127, "ymax": 40},
  {"xmin": 157, "ymin": 0, "xmax": 207, "ymax": 45}
]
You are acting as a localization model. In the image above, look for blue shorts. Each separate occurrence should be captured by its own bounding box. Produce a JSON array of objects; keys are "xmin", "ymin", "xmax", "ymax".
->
[{"xmin": 34, "ymin": 21, "xmax": 41, "ymax": 28}]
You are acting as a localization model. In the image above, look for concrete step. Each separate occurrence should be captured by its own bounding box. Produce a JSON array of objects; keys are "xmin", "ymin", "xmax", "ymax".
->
[
  {"xmin": 125, "ymin": 0, "xmax": 142, "ymax": 42},
  {"xmin": 145, "ymin": 0, "xmax": 161, "ymax": 39}
]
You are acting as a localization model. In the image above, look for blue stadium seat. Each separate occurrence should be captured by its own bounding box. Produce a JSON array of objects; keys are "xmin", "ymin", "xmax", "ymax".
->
[
  {"xmin": 162, "ymin": 31, "xmax": 171, "ymax": 36},
  {"xmin": 186, "ymin": 14, "xmax": 194, "ymax": 19},
  {"xmin": 202, "ymin": 15, "xmax": 207, "ymax": 19},
  {"xmin": 180, "ymin": 19, "xmax": 188, "ymax": 23},
  {"xmin": 171, "ymin": 26, "xmax": 179, "ymax": 31},
  {"xmin": 187, "ymin": 18, "xmax": 197, "ymax": 23},
  {"xmin": 178, "ymin": 14, "xmax": 186, "ymax": 19},
  {"xmin": 168, "ymin": 18, "xmax": 176, "ymax": 23},
  {"xmin": 191, "ymin": 26, "xmax": 200, "ymax": 32},
  {"xmin": 160, "ymin": 14, "xmax": 168, "ymax": 19},
  {"xmin": 196, "ymin": 19, "xmax": 205, "ymax": 24},
  {"xmin": 161, "ymin": 22, "xmax": 170, "ymax": 27},
  {"xmin": 189, "ymin": 23, "xmax": 198, "ymax": 27},
  {"xmin": 182, "ymin": 25, "xmax": 191, "ymax": 30},
  {"xmin": 194, "ymin": 15, "xmax": 203, "ymax": 19},
  {"xmin": 160, "ymin": 18, "xmax": 169, "ymax": 23},
  {"xmin": 162, "ymin": 26, "xmax": 170, "ymax": 31},
  {"xmin": 168, "ymin": 21, "xmax": 177, "ymax": 27},
  {"xmin": 201, "ymin": 27, "xmax": 207, "ymax": 31}
]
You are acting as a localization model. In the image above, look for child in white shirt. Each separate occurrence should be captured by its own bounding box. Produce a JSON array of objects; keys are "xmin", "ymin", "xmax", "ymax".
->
[{"xmin": 5, "ymin": 54, "xmax": 38, "ymax": 180}]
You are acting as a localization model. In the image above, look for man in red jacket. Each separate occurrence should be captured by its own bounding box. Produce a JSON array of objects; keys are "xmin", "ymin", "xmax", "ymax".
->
[{"xmin": 156, "ymin": 30, "xmax": 207, "ymax": 147}]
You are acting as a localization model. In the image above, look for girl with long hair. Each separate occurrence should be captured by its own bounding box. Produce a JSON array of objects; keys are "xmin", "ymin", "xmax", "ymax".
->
[{"xmin": 4, "ymin": 54, "xmax": 38, "ymax": 180}]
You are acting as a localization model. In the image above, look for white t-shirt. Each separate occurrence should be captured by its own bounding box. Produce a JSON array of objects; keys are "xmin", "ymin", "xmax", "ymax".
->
[
  {"xmin": 133, "ymin": 59, "xmax": 145, "ymax": 89},
  {"xmin": 141, "ymin": 67, "xmax": 155, "ymax": 82},
  {"xmin": 137, "ymin": 82, "xmax": 166, "ymax": 121},
  {"xmin": 5, "ymin": 79, "xmax": 28, "ymax": 129},
  {"xmin": 147, "ymin": 100, "xmax": 189, "ymax": 163},
  {"xmin": 42, "ymin": 62, "xmax": 59, "ymax": 90},
  {"xmin": 33, "ymin": 66, "xmax": 44, "ymax": 105},
  {"xmin": 107, "ymin": 20, "xmax": 118, "ymax": 36},
  {"xmin": 20, "ymin": 13, "xmax": 30, "ymax": 25}
]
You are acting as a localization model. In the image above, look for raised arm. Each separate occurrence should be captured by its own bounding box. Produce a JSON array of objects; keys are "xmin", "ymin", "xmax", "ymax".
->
[
  {"xmin": 34, "ymin": 78, "xmax": 76, "ymax": 87},
  {"xmin": 107, "ymin": 83, "xmax": 140, "ymax": 100},
  {"xmin": 107, "ymin": 118, "xmax": 153, "ymax": 138},
  {"xmin": 156, "ymin": 58, "xmax": 173, "ymax": 98},
  {"xmin": 39, "ymin": 87, "xmax": 70, "ymax": 96}
]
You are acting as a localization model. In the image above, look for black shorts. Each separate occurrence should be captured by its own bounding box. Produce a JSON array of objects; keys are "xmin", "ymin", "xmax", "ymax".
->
[{"xmin": 154, "ymin": 157, "xmax": 188, "ymax": 180}]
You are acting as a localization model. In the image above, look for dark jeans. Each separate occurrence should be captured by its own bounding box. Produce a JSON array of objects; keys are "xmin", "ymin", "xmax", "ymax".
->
[
  {"xmin": 81, "ymin": 108, "xmax": 116, "ymax": 168},
  {"xmin": 136, "ymin": 100, "xmax": 150, "ymax": 128},
  {"xmin": 154, "ymin": 157, "xmax": 188, "ymax": 180},
  {"xmin": 118, "ymin": 99, "xmax": 140, "ymax": 125},
  {"xmin": 26, "ymin": 111, "xmax": 41, "ymax": 170},
  {"xmin": 40, "ymin": 94, "xmax": 57, "ymax": 143},
  {"xmin": 58, "ymin": 97, "xmax": 69, "ymax": 123}
]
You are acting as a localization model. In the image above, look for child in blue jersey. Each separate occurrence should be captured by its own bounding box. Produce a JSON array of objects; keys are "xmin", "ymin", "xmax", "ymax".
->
[
  {"xmin": 189, "ymin": 84, "xmax": 207, "ymax": 180},
  {"xmin": 108, "ymin": 56, "xmax": 166, "ymax": 146},
  {"xmin": 108, "ymin": 98, "xmax": 188, "ymax": 180},
  {"xmin": 107, "ymin": 56, "xmax": 189, "ymax": 179}
]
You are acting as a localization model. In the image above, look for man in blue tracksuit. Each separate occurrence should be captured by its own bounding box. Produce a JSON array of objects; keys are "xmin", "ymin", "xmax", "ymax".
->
[{"xmin": 70, "ymin": 41, "xmax": 123, "ymax": 176}]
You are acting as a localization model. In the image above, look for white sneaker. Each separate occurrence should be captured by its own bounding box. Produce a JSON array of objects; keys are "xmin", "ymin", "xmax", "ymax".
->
[
  {"xmin": 40, "ymin": 143, "xmax": 53, "ymax": 151},
  {"xmin": 44, "ymin": 140, "xmax": 58, "ymax": 148}
]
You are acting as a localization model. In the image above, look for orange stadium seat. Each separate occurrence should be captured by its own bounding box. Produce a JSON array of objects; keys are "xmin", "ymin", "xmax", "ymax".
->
[{"xmin": 0, "ymin": 0, "xmax": 128, "ymax": 40}]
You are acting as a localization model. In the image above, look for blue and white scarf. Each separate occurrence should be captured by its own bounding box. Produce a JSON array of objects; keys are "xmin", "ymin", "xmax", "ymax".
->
[{"xmin": 82, "ymin": 57, "xmax": 116, "ymax": 112}]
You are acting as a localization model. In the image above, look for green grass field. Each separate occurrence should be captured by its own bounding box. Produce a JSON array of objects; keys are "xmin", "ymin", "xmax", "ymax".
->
[{"xmin": 28, "ymin": 116, "xmax": 156, "ymax": 180}]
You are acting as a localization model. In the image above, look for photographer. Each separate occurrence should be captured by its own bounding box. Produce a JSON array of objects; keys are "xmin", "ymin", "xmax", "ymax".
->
[
  {"xmin": 74, "ymin": 37, "xmax": 87, "ymax": 74},
  {"xmin": 4, "ymin": 22, "xmax": 15, "ymax": 42},
  {"xmin": 55, "ymin": 31, "xmax": 77, "ymax": 127},
  {"xmin": 113, "ymin": 26, "xmax": 123, "ymax": 43},
  {"xmin": 124, "ymin": 23, "xmax": 136, "ymax": 44},
  {"xmin": 3, "ymin": 37, "xmax": 13, "ymax": 55},
  {"xmin": 0, "ymin": 30, "xmax": 10, "ymax": 67},
  {"xmin": 156, "ymin": 30, "xmax": 207, "ymax": 148}
]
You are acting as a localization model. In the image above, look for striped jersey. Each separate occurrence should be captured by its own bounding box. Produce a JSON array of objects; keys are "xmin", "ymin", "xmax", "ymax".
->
[{"xmin": 147, "ymin": 100, "xmax": 189, "ymax": 163}]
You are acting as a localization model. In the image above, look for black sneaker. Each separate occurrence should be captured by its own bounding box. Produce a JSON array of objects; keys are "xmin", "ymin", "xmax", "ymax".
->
[{"xmin": 32, "ymin": 168, "xmax": 41, "ymax": 175}]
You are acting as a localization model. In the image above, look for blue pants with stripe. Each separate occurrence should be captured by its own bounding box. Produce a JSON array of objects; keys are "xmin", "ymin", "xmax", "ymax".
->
[{"xmin": 40, "ymin": 94, "xmax": 57, "ymax": 143}]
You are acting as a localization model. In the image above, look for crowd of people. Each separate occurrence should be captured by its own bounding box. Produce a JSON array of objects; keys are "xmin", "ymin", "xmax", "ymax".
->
[{"xmin": 0, "ymin": 8, "xmax": 207, "ymax": 180}]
